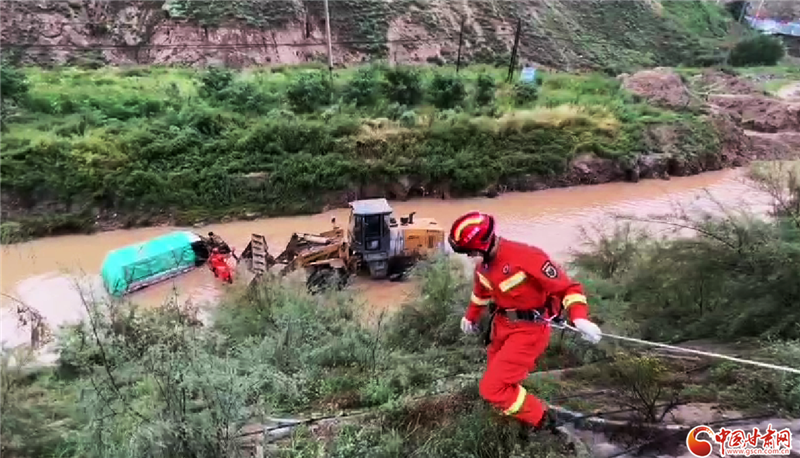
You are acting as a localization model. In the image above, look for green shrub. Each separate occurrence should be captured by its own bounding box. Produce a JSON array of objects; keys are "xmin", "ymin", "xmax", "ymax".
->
[
  {"xmin": 708, "ymin": 341, "xmax": 800, "ymax": 415},
  {"xmin": 475, "ymin": 73, "xmax": 496, "ymax": 106},
  {"xmin": 286, "ymin": 71, "xmax": 332, "ymax": 113},
  {"xmin": 383, "ymin": 66, "xmax": 423, "ymax": 106},
  {"xmin": 344, "ymin": 66, "xmax": 380, "ymax": 107},
  {"xmin": 399, "ymin": 110, "xmax": 417, "ymax": 127},
  {"xmin": 199, "ymin": 66, "xmax": 234, "ymax": 99},
  {"xmin": 0, "ymin": 349, "xmax": 79, "ymax": 458},
  {"xmin": 0, "ymin": 61, "xmax": 29, "ymax": 104},
  {"xmin": 573, "ymin": 184, "xmax": 800, "ymax": 343},
  {"xmin": 0, "ymin": 64, "xmax": 718, "ymax": 237},
  {"xmin": 428, "ymin": 72, "xmax": 466, "ymax": 109},
  {"xmin": 730, "ymin": 35, "xmax": 786, "ymax": 67},
  {"xmin": 513, "ymin": 81, "xmax": 538, "ymax": 106},
  {"xmin": 384, "ymin": 256, "xmax": 469, "ymax": 352}
]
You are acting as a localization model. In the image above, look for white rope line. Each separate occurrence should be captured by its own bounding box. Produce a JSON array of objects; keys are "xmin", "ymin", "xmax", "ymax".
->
[{"xmin": 555, "ymin": 323, "xmax": 800, "ymax": 375}]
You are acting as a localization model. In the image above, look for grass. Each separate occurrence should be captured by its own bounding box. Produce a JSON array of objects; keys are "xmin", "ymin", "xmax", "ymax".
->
[
  {"xmin": 564, "ymin": 161, "xmax": 800, "ymax": 416},
  {"xmin": 0, "ymin": 254, "xmax": 579, "ymax": 457},
  {"xmin": 4, "ymin": 163, "xmax": 800, "ymax": 456},
  {"xmin": 736, "ymin": 65, "xmax": 800, "ymax": 94},
  {"xmin": 1, "ymin": 62, "xmax": 721, "ymax": 243},
  {"xmin": 538, "ymin": 0, "xmax": 737, "ymax": 73}
]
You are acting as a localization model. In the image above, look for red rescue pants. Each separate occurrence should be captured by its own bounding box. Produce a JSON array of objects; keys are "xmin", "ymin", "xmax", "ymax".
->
[
  {"xmin": 210, "ymin": 255, "xmax": 233, "ymax": 283},
  {"xmin": 478, "ymin": 315, "xmax": 551, "ymax": 426}
]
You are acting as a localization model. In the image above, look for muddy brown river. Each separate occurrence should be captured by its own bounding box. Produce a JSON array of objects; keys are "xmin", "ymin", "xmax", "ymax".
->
[{"xmin": 0, "ymin": 168, "xmax": 776, "ymax": 348}]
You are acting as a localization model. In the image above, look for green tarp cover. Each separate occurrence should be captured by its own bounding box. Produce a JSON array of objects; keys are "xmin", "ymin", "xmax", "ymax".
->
[{"xmin": 101, "ymin": 231, "xmax": 201, "ymax": 296}]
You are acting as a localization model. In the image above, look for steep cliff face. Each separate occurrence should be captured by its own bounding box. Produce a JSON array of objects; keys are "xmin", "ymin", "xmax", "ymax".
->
[{"xmin": 1, "ymin": 0, "xmax": 738, "ymax": 70}]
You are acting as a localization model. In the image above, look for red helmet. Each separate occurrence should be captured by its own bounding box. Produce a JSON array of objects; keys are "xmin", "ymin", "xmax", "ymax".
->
[{"xmin": 448, "ymin": 211, "xmax": 496, "ymax": 254}]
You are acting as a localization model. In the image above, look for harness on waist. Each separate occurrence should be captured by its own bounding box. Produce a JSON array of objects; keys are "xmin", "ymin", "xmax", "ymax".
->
[
  {"xmin": 500, "ymin": 295, "xmax": 563, "ymax": 321},
  {"xmin": 482, "ymin": 297, "xmax": 564, "ymax": 346}
]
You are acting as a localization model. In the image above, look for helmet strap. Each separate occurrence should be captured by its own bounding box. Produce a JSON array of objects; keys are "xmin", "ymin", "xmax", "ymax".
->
[{"xmin": 482, "ymin": 235, "xmax": 498, "ymax": 263}]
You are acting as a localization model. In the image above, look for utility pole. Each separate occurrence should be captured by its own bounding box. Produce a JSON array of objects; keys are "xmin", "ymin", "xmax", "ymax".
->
[
  {"xmin": 738, "ymin": 0, "xmax": 748, "ymax": 23},
  {"xmin": 754, "ymin": 0, "xmax": 766, "ymax": 19},
  {"xmin": 506, "ymin": 18, "xmax": 522, "ymax": 84},
  {"xmin": 456, "ymin": 15, "xmax": 466, "ymax": 74},
  {"xmin": 323, "ymin": 0, "xmax": 333, "ymax": 78}
]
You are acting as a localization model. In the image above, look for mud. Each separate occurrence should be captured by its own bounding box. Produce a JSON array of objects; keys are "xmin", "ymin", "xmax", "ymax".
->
[
  {"xmin": 621, "ymin": 68, "xmax": 800, "ymax": 165},
  {"xmin": 619, "ymin": 68, "xmax": 694, "ymax": 110},
  {"xmin": 708, "ymin": 94, "xmax": 800, "ymax": 133},
  {"xmin": 692, "ymin": 69, "xmax": 763, "ymax": 96}
]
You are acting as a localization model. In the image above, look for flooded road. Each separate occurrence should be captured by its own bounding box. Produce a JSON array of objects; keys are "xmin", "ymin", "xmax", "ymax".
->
[{"xmin": 0, "ymin": 168, "xmax": 776, "ymax": 347}]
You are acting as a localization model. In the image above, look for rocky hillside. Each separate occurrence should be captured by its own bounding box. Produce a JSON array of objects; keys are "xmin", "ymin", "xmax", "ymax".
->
[
  {"xmin": 2, "ymin": 0, "xmax": 740, "ymax": 71},
  {"xmin": 621, "ymin": 67, "xmax": 800, "ymax": 163}
]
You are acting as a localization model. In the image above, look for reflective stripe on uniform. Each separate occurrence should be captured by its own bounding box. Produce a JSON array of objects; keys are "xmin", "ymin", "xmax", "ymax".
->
[
  {"xmin": 477, "ymin": 272, "xmax": 493, "ymax": 290},
  {"xmin": 563, "ymin": 293, "xmax": 587, "ymax": 309},
  {"xmin": 454, "ymin": 216, "xmax": 485, "ymax": 240},
  {"xmin": 504, "ymin": 385, "xmax": 527, "ymax": 415},
  {"xmin": 470, "ymin": 293, "xmax": 491, "ymax": 306},
  {"xmin": 499, "ymin": 271, "xmax": 526, "ymax": 292}
]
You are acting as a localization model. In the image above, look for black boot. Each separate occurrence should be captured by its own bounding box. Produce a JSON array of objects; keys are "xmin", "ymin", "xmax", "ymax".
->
[
  {"xmin": 534, "ymin": 407, "xmax": 582, "ymax": 437},
  {"xmin": 536, "ymin": 409, "xmax": 562, "ymax": 435}
]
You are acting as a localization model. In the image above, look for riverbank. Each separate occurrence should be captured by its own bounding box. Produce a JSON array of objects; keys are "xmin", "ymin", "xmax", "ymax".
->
[
  {"xmin": 3, "ymin": 162, "xmax": 798, "ymax": 457},
  {"xmin": 2, "ymin": 64, "xmax": 799, "ymax": 244}
]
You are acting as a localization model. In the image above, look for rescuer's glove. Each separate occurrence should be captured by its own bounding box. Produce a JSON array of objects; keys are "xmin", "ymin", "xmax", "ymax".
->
[
  {"xmin": 461, "ymin": 317, "xmax": 480, "ymax": 335},
  {"xmin": 573, "ymin": 318, "xmax": 602, "ymax": 344}
]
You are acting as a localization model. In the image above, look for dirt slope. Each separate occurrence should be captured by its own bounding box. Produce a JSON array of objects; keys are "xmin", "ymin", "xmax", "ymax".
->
[
  {"xmin": 1, "ymin": 0, "xmax": 736, "ymax": 69},
  {"xmin": 622, "ymin": 67, "xmax": 800, "ymax": 162}
]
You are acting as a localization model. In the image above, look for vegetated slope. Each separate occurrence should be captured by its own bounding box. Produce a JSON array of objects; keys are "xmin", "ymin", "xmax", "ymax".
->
[
  {"xmin": 3, "ymin": 167, "xmax": 799, "ymax": 457},
  {"xmin": 1, "ymin": 0, "xmax": 737, "ymax": 71},
  {"xmin": 4, "ymin": 61, "xmax": 799, "ymax": 244}
]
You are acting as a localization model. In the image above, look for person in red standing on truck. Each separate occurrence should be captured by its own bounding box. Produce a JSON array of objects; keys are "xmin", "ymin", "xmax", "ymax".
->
[{"xmin": 448, "ymin": 211, "xmax": 603, "ymax": 434}]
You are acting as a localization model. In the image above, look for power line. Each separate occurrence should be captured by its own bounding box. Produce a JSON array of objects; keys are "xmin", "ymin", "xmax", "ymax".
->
[
  {"xmin": 0, "ymin": 31, "xmax": 594, "ymax": 51},
  {"xmin": 0, "ymin": 34, "xmax": 526, "ymax": 50}
]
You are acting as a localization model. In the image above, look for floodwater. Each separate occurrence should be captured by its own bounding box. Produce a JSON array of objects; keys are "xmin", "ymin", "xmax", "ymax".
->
[{"xmin": 0, "ymin": 168, "xmax": 776, "ymax": 348}]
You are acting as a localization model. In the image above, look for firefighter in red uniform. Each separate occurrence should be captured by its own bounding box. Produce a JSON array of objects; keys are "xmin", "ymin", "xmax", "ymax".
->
[
  {"xmin": 448, "ymin": 211, "xmax": 603, "ymax": 433},
  {"xmin": 209, "ymin": 247, "xmax": 234, "ymax": 284}
]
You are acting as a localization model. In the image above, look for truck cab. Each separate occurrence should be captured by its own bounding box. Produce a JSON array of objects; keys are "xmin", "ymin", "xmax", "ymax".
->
[
  {"xmin": 348, "ymin": 198, "xmax": 393, "ymax": 278},
  {"xmin": 347, "ymin": 198, "xmax": 445, "ymax": 279}
]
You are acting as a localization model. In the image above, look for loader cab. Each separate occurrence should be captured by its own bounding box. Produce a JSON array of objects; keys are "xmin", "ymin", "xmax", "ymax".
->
[{"xmin": 348, "ymin": 198, "xmax": 393, "ymax": 279}]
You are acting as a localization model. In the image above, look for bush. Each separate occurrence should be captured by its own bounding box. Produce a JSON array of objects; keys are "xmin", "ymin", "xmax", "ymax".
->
[
  {"xmin": 708, "ymin": 341, "xmax": 800, "ymax": 416},
  {"xmin": 344, "ymin": 66, "xmax": 380, "ymax": 107},
  {"xmin": 606, "ymin": 353, "xmax": 680, "ymax": 423},
  {"xmin": 384, "ymin": 256, "xmax": 469, "ymax": 352},
  {"xmin": 730, "ymin": 35, "xmax": 786, "ymax": 67},
  {"xmin": 0, "ymin": 348, "xmax": 78, "ymax": 458},
  {"xmin": 0, "ymin": 61, "xmax": 29, "ymax": 129},
  {"xmin": 428, "ymin": 73, "xmax": 466, "ymax": 109},
  {"xmin": 475, "ymin": 73, "xmax": 497, "ymax": 106},
  {"xmin": 383, "ymin": 66, "xmax": 423, "ymax": 106},
  {"xmin": 513, "ymin": 81, "xmax": 538, "ymax": 106},
  {"xmin": 0, "ymin": 64, "xmax": 715, "ymax": 237},
  {"xmin": 286, "ymin": 71, "xmax": 332, "ymax": 113},
  {"xmin": 572, "ymin": 165, "xmax": 800, "ymax": 343},
  {"xmin": 199, "ymin": 66, "xmax": 235, "ymax": 99},
  {"xmin": 282, "ymin": 396, "xmax": 573, "ymax": 457},
  {"xmin": 398, "ymin": 110, "xmax": 417, "ymax": 128},
  {"xmin": 0, "ymin": 61, "xmax": 29, "ymax": 104}
]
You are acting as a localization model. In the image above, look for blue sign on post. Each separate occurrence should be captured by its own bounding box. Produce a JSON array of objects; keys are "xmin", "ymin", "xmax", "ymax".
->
[{"xmin": 520, "ymin": 66, "xmax": 537, "ymax": 84}]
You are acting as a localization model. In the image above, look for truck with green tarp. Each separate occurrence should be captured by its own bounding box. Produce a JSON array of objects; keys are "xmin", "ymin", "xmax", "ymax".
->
[{"xmin": 100, "ymin": 231, "xmax": 212, "ymax": 297}]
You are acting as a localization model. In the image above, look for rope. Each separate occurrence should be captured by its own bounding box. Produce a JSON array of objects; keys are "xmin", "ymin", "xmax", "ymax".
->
[{"xmin": 554, "ymin": 322, "xmax": 800, "ymax": 376}]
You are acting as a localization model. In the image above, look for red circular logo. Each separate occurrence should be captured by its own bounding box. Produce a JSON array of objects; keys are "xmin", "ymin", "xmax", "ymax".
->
[{"xmin": 687, "ymin": 426, "xmax": 714, "ymax": 457}]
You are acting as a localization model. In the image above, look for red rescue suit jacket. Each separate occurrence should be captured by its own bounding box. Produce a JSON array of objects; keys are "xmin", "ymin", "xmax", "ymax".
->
[{"xmin": 465, "ymin": 238, "xmax": 589, "ymax": 324}]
